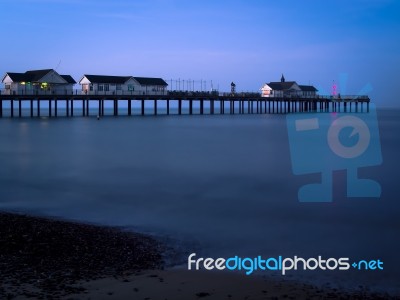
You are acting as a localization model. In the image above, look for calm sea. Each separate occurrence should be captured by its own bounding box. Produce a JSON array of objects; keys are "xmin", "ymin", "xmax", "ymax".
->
[{"xmin": 0, "ymin": 106, "xmax": 399, "ymax": 294}]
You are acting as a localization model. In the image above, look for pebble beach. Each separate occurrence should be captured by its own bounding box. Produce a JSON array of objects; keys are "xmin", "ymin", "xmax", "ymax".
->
[{"xmin": 0, "ymin": 212, "xmax": 163, "ymax": 299}]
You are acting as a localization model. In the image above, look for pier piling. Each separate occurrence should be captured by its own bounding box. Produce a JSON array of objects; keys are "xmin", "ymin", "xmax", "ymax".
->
[{"xmin": 0, "ymin": 94, "xmax": 371, "ymax": 119}]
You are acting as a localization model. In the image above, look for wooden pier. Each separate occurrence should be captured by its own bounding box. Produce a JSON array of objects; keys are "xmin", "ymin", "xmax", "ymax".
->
[{"xmin": 0, "ymin": 94, "xmax": 371, "ymax": 118}]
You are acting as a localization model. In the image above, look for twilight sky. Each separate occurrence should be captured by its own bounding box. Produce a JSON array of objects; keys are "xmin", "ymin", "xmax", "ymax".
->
[{"xmin": 1, "ymin": 0, "xmax": 399, "ymax": 106}]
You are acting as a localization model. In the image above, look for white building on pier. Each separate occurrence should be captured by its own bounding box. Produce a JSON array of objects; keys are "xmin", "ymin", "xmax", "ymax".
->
[
  {"xmin": 1, "ymin": 69, "xmax": 76, "ymax": 95},
  {"xmin": 79, "ymin": 75, "xmax": 168, "ymax": 95},
  {"xmin": 260, "ymin": 74, "xmax": 317, "ymax": 98}
]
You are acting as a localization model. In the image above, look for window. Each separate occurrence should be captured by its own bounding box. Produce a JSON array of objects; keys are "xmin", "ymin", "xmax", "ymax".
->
[
  {"xmin": 128, "ymin": 84, "xmax": 134, "ymax": 91},
  {"xmin": 90, "ymin": 84, "xmax": 93, "ymax": 91},
  {"xmin": 104, "ymin": 84, "xmax": 109, "ymax": 91},
  {"xmin": 98, "ymin": 84, "xmax": 104, "ymax": 91},
  {"xmin": 116, "ymin": 84, "xmax": 122, "ymax": 90}
]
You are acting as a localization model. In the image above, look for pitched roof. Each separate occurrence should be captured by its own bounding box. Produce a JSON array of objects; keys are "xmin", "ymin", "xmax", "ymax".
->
[
  {"xmin": 5, "ymin": 72, "xmax": 29, "ymax": 82},
  {"xmin": 4, "ymin": 69, "xmax": 75, "ymax": 84},
  {"xmin": 83, "ymin": 75, "xmax": 132, "ymax": 84},
  {"xmin": 267, "ymin": 81, "xmax": 297, "ymax": 90},
  {"xmin": 82, "ymin": 75, "xmax": 168, "ymax": 86},
  {"xmin": 133, "ymin": 77, "xmax": 168, "ymax": 86},
  {"xmin": 60, "ymin": 75, "xmax": 77, "ymax": 84},
  {"xmin": 24, "ymin": 69, "xmax": 53, "ymax": 81},
  {"xmin": 299, "ymin": 85, "xmax": 318, "ymax": 92}
]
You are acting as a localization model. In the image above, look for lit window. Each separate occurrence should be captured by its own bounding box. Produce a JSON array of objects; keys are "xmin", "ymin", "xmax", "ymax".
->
[{"xmin": 128, "ymin": 84, "xmax": 134, "ymax": 91}]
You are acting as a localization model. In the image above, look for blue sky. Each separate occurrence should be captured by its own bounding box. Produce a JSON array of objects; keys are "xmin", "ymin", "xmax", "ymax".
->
[{"xmin": 1, "ymin": 0, "xmax": 399, "ymax": 106}]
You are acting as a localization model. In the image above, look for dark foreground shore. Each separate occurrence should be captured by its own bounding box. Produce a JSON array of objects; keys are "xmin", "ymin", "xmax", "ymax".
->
[
  {"xmin": 0, "ymin": 212, "xmax": 163, "ymax": 299},
  {"xmin": 0, "ymin": 212, "xmax": 397, "ymax": 300}
]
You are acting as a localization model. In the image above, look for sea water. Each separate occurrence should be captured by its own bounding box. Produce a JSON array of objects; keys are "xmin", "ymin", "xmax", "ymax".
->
[{"xmin": 0, "ymin": 107, "xmax": 399, "ymax": 294}]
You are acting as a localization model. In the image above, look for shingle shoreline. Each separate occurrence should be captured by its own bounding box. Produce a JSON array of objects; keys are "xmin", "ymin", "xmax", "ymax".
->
[{"xmin": 0, "ymin": 212, "xmax": 164, "ymax": 299}]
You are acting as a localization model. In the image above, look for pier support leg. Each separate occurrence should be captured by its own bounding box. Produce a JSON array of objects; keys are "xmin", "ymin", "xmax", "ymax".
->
[
  {"xmin": 11, "ymin": 100, "xmax": 14, "ymax": 117},
  {"xmin": 210, "ymin": 100, "xmax": 214, "ymax": 114},
  {"xmin": 30, "ymin": 100, "xmax": 33, "ymax": 117},
  {"xmin": 178, "ymin": 100, "xmax": 182, "ymax": 115},
  {"xmin": 154, "ymin": 99, "xmax": 157, "ymax": 115},
  {"xmin": 128, "ymin": 100, "xmax": 132, "ymax": 116},
  {"xmin": 0, "ymin": 100, "xmax": 2, "ymax": 117},
  {"xmin": 189, "ymin": 100, "xmax": 193, "ymax": 115},
  {"xmin": 200, "ymin": 100, "xmax": 204, "ymax": 114},
  {"xmin": 167, "ymin": 99, "xmax": 170, "ymax": 115},
  {"xmin": 37, "ymin": 100, "xmax": 40, "ymax": 117},
  {"xmin": 86, "ymin": 99, "xmax": 90, "ymax": 116},
  {"xmin": 49, "ymin": 100, "xmax": 52, "ymax": 117},
  {"xmin": 83, "ymin": 99, "xmax": 85, "ymax": 116},
  {"xmin": 98, "ymin": 99, "xmax": 101, "ymax": 117},
  {"xmin": 55, "ymin": 100, "xmax": 58, "ymax": 117},
  {"xmin": 71, "ymin": 100, "xmax": 74, "ymax": 117},
  {"xmin": 66, "ymin": 99, "xmax": 70, "ymax": 117},
  {"xmin": 19, "ymin": 99, "xmax": 22, "ymax": 117}
]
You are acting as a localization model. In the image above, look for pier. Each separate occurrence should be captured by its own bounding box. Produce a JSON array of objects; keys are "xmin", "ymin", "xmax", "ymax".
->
[{"xmin": 0, "ymin": 93, "xmax": 371, "ymax": 118}]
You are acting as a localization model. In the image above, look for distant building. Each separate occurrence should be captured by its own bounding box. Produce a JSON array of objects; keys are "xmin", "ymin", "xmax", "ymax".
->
[
  {"xmin": 1, "ymin": 69, "xmax": 76, "ymax": 95},
  {"xmin": 260, "ymin": 74, "xmax": 317, "ymax": 98},
  {"xmin": 79, "ymin": 75, "xmax": 168, "ymax": 95}
]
